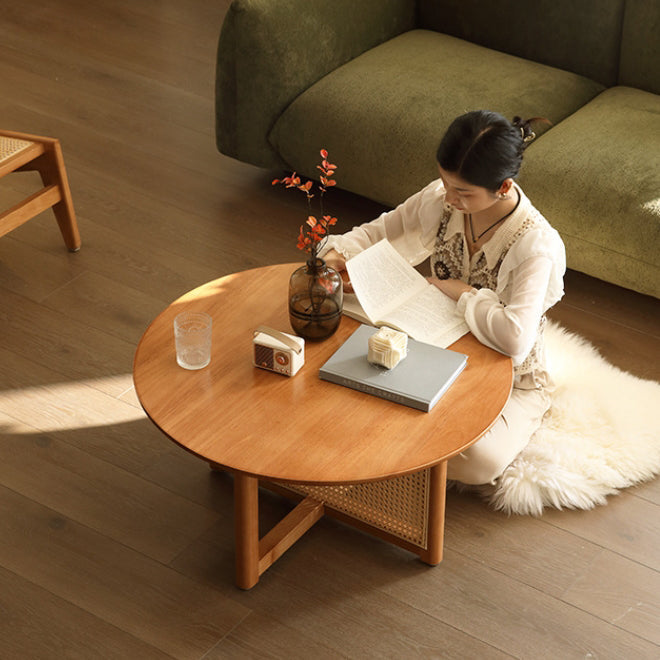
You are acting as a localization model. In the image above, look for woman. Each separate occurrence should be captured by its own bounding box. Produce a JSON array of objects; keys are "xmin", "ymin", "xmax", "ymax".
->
[{"xmin": 321, "ymin": 110, "xmax": 566, "ymax": 485}]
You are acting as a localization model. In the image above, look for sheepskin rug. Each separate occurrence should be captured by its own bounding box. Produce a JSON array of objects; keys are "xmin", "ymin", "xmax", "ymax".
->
[{"xmin": 472, "ymin": 321, "xmax": 660, "ymax": 516}]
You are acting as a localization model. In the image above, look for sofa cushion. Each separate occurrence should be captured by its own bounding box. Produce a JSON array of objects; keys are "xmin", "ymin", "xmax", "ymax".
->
[
  {"xmin": 216, "ymin": 0, "xmax": 416, "ymax": 168},
  {"xmin": 519, "ymin": 86, "xmax": 660, "ymax": 298},
  {"xmin": 269, "ymin": 30, "xmax": 604, "ymax": 207},
  {"xmin": 619, "ymin": 0, "xmax": 660, "ymax": 94},
  {"xmin": 418, "ymin": 0, "xmax": 625, "ymax": 87}
]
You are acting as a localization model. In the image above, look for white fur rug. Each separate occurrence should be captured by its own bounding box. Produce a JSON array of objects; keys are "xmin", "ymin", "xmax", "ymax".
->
[{"xmin": 471, "ymin": 321, "xmax": 660, "ymax": 516}]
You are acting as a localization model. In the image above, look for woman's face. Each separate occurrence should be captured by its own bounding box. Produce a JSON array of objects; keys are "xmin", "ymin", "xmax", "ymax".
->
[{"xmin": 438, "ymin": 166, "xmax": 507, "ymax": 214}]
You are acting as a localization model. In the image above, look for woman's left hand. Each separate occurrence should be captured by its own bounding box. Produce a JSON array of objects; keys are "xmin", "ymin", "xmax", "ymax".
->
[{"xmin": 427, "ymin": 277, "xmax": 473, "ymax": 301}]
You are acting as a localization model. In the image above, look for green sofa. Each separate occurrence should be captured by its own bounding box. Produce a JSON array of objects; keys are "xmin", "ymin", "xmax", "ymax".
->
[{"xmin": 216, "ymin": 0, "xmax": 660, "ymax": 298}]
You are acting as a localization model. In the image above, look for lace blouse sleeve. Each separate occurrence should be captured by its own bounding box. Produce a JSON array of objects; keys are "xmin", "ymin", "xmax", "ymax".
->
[{"xmin": 319, "ymin": 179, "xmax": 445, "ymax": 266}]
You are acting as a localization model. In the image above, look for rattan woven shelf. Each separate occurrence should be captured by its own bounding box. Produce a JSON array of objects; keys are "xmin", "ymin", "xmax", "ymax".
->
[{"xmin": 280, "ymin": 468, "xmax": 431, "ymax": 548}]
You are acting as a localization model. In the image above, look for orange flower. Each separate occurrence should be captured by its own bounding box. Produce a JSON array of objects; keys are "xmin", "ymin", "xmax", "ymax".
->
[{"xmin": 272, "ymin": 149, "xmax": 339, "ymax": 257}]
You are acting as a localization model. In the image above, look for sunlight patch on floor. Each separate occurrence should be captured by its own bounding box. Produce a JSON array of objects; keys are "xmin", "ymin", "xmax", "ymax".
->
[{"xmin": 0, "ymin": 374, "xmax": 146, "ymax": 433}]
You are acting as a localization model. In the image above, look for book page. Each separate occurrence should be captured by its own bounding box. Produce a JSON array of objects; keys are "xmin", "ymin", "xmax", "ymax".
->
[
  {"xmin": 341, "ymin": 294, "xmax": 371, "ymax": 325},
  {"xmin": 381, "ymin": 286, "xmax": 469, "ymax": 347},
  {"xmin": 346, "ymin": 239, "xmax": 427, "ymax": 322},
  {"xmin": 346, "ymin": 239, "xmax": 469, "ymax": 348}
]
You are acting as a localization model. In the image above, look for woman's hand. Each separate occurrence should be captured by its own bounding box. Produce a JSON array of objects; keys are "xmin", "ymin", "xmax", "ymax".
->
[
  {"xmin": 427, "ymin": 277, "xmax": 473, "ymax": 301},
  {"xmin": 324, "ymin": 249, "xmax": 354, "ymax": 293},
  {"xmin": 322, "ymin": 249, "xmax": 345, "ymax": 272}
]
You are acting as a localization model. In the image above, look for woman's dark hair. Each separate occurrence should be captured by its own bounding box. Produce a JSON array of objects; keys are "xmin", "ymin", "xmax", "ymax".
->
[{"xmin": 436, "ymin": 110, "xmax": 546, "ymax": 191}]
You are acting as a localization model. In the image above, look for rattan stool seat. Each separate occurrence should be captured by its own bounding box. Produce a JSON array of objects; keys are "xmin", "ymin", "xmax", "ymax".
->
[{"xmin": 0, "ymin": 136, "xmax": 34, "ymax": 164}]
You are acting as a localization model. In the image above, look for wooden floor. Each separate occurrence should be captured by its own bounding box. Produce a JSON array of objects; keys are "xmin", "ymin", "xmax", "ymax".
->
[{"xmin": 0, "ymin": 1, "xmax": 658, "ymax": 658}]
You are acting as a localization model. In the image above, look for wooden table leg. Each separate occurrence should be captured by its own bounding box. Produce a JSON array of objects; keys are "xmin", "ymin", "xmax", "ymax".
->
[
  {"xmin": 233, "ymin": 473, "xmax": 325, "ymax": 589},
  {"xmin": 234, "ymin": 473, "xmax": 260, "ymax": 589},
  {"xmin": 420, "ymin": 461, "xmax": 447, "ymax": 565}
]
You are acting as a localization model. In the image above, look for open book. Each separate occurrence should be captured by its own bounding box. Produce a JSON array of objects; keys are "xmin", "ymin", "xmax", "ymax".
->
[{"xmin": 344, "ymin": 239, "xmax": 469, "ymax": 348}]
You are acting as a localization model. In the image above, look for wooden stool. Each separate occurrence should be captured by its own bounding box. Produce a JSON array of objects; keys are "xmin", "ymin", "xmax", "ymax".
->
[{"xmin": 0, "ymin": 129, "xmax": 81, "ymax": 251}]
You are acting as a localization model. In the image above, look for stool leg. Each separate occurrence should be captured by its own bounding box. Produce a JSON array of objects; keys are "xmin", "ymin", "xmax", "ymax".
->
[{"xmin": 34, "ymin": 142, "xmax": 81, "ymax": 251}]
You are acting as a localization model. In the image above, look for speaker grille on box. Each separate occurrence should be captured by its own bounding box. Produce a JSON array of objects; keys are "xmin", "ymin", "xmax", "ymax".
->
[{"xmin": 254, "ymin": 344, "xmax": 273, "ymax": 369}]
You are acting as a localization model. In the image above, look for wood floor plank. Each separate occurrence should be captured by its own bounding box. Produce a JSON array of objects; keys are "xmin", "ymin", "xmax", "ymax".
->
[
  {"xmin": 442, "ymin": 491, "xmax": 602, "ymax": 598},
  {"xmin": 173, "ymin": 510, "xmax": 656, "ymax": 659},
  {"xmin": 0, "ymin": 103, "xmax": 251, "ymax": 216},
  {"xmin": 561, "ymin": 549, "xmax": 660, "ymax": 645},
  {"xmin": 0, "ymin": 485, "xmax": 250, "ymax": 660},
  {"xmin": 38, "ymin": 213, "xmax": 232, "ymax": 303},
  {"xmin": 208, "ymin": 612, "xmax": 343, "ymax": 660},
  {"xmin": 560, "ymin": 269, "xmax": 660, "ymax": 338},
  {"xmin": 0, "ymin": 415, "xmax": 219, "ymax": 563},
  {"xmin": 140, "ymin": 445, "xmax": 237, "ymax": 513},
  {"xmin": 301, "ymin": 522, "xmax": 658, "ymax": 659},
  {"xmin": 2, "ymin": 173, "xmax": 256, "ymax": 285},
  {"xmin": 0, "ymin": 565, "xmax": 172, "ymax": 660},
  {"xmin": 0, "ymin": 56, "xmax": 220, "ymax": 177},
  {"xmin": 1, "ymin": 0, "xmax": 222, "ymax": 96},
  {"xmin": 0, "ymin": 42, "xmax": 213, "ymax": 135},
  {"xmin": 0, "ymin": 287, "xmax": 134, "ymax": 398},
  {"xmin": 630, "ymin": 476, "xmax": 660, "ymax": 506},
  {"xmin": 109, "ymin": 0, "xmax": 230, "ymax": 34},
  {"xmin": 543, "ymin": 491, "xmax": 660, "ymax": 571},
  {"xmin": 376, "ymin": 549, "xmax": 658, "ymax": 659},
  {"xmin": 0, "ymin": 228, "xmax": 84, "ymax": 303},
  {"xmin": 41, "ymin": 269, "xmax": 171, "ymax": 345},
  {"xmin": 171, "ymin": 526, "xmax": 512, "ymax": 660},
  {"xmin": 0, "ymin": 348, "xmax": 170, "ymax": 473},
  {"xmin": 0, "ymin": 341, "xmax": 138, "ymax": 425}
]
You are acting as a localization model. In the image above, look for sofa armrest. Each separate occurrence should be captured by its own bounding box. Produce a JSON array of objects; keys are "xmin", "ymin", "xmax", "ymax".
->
[{"xmin": 216, "ymin": 0, "xmax": 416, "ymax": 169}]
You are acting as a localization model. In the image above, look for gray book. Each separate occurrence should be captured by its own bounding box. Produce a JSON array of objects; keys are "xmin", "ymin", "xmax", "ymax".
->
[{"xmin": 319, "ymin": 324, "xmax": 468, "ymax": 412}]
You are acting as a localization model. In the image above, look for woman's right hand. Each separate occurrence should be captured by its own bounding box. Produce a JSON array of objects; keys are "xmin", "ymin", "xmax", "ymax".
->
[
  {"xmin": 323, "ymin": 249, "xmax": 346, "ymax": 271},
  {"xmin": 323, "ymin": 249, "xmax": 354, "ymax": 293}
]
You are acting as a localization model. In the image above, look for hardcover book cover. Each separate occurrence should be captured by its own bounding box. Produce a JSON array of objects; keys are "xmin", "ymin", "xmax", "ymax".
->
[{"xmin": 319, "ymin": 324, "xmax": 468, "ymax": 412}]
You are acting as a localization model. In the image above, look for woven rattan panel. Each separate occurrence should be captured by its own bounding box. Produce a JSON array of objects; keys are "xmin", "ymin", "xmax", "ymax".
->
[
  {"xmin": 281, "ymin": 468, "xmax": 431, "ymax": 548},
  {"xmin": 0, "ymin": 136, "xmax": 33, "ymax": 164}
]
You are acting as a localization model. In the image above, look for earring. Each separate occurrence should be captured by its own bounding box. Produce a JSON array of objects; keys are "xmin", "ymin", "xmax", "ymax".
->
[{"xmin": 498, "ymin": 193, "xmax": 508, "ymax": 200}]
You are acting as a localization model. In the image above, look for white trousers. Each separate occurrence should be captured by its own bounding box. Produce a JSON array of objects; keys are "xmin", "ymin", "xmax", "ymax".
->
[{"xmin": 446, "ymin": 386, "xmax": 551, "ymax": 485}]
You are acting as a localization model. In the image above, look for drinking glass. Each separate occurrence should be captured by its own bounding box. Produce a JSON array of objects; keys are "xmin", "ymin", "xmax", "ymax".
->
[{"xmin": 174, "ymin": 312, "xmax": 212, "ymax": 369}]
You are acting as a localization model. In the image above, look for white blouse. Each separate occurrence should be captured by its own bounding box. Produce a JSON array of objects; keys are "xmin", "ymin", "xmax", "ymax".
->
[{"xmin": 320, "ymin": 178, "xmax": 566, "ymax": 387}]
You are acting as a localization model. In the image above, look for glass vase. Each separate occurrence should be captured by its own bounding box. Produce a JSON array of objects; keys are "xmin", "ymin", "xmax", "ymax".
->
[{"xmin": 288, "ymin": 258, "xmax": 343, "ymax": 341}]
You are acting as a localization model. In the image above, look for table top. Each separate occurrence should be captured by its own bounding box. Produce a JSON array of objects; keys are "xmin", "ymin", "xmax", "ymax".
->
[{"xmin": 133, "ymin": 263, "xmax": 512, "ymax": 485}]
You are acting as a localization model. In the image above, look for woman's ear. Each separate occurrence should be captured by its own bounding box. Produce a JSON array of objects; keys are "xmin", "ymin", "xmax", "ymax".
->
[{"xmin": 498, "ymin": 178, "xmax": 515, "ymax": 197}]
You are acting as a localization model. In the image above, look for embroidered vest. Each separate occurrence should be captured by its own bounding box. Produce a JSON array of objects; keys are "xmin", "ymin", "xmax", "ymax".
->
[{"xmin": 431, "ymin": 206, "xmax": 547, "ymax": 379}]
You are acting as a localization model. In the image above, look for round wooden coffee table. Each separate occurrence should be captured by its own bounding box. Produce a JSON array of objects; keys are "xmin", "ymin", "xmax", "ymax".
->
[{"xmin": 133, "ymin": 263, "xmax": 512, "ymax": 588}]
